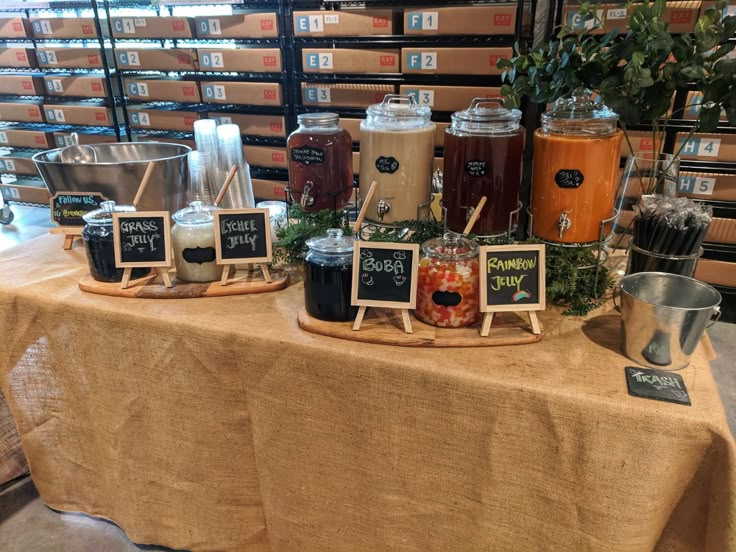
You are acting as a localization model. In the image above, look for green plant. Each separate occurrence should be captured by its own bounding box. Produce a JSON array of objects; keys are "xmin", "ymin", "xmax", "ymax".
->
[
  {"xmin": 499, "ymin": 0, "xmax": 736, "ymax": 192},
  {"xmin": 273, "ymin": 206, "xmax": 349, "ymax": 264},
  {"xmin": 542, "ymin": 244, "xmax": 614, "ymax": 316}
]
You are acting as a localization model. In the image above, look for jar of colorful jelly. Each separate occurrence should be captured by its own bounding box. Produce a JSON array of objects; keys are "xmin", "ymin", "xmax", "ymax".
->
[
  {"xmin": 82, "ymin": 200, "xmax": 150, "ymax": 283},
  {"xmin": 304, "ymin": 228, "xmax": 358, "ymax": 322},
  {"xmin": 415, "ymin": 233, "xmax": 480, "ymax": 328}
]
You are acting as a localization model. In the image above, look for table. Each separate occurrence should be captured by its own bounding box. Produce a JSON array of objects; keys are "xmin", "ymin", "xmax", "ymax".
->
[{"xmin": 0, "ymin": 234, "xmax": 734, "ymax": 552}]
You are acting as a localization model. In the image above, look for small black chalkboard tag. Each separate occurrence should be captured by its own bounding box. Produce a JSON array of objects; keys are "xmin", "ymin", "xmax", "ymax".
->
[
  {"xmin": 351, "ymin": 241, "xmax": 419, "ymax": 309},
  {"xmin": 113, "ymin": 211, "xmax": 172, "ymax": 268},
  {"xmin": 555, "ymin": 169, "xmax": 584, "ymax": 189},
  {"xmin": 625, "ymin": 366, "xmax": 691, "ymax": 406},
  {"xmin": 478, "ymin": 244, "xmax": 546, "ymax": 337},
  {"xmin": 291, "ymin": 145, "xmax": 325, "ymax": 166},
  {"xmin": 479, "ymin": 244, "xmax": 546, "ymax": 312},
  {"xmin": 50, "ymin": 191, "xmax": 105, "ymax": 227},
  {"xmin": 375, "ymin": 156, "xmax": 399, "ymax": 175},
  {"xmin": 214, "ymin": 208, "xmax": 272, "ymax": 264}
]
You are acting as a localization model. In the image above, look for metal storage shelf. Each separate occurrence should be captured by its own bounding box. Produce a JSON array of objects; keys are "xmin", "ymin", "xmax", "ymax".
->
[
  {"xmin": 0, "ymin": 122, "xmax": 116, "ymax": 133},
  {"xmin": 111, "ymin": 38, "xmax": 282, "ymax": 46},
  {"xmin": 294, "ymin": 72, "xmax": 504, "ymax": 85},
  {"xmin": 0, "ymin": 38, "xmax": 108, "ymax": 44},
  {"xmin": 107, "ymin": 0, "xmax": 279, "ymax": 7},
  {"xmin": 123, "ymin": 98, "xmax": 286, "ymax": 114},
  {"xmin": 117, "ymin": 69, "xmax": 285, "ymax": 82},
  {"xmin": 131, "ymin": 128, "xmax": 286, "ymax": 146},
  {"xmin": 293, "ymin": 35, "xmax": 517, "ymax": 47},
  {"xmin": 293, "ymin": 0, "xmax": 527, "ymax": 6},
  {"xmin": 680, "ymin": 161, "xmax": 736, "ymax": 175},
  {"xmin": 0, "ymin": 1, "xmax": 92, "ymax": 10},
  {"xmin": 0, "ymin": 94, "xmax": 118, "ymax": 103}
]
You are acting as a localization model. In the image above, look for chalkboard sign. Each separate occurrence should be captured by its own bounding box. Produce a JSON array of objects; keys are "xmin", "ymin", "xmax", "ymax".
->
[
  {"xmin": 479, "ymin": 244, "xmax": 546, "ymax": 312},
  {"xmin": 465, "ymin": 160, "xmax": 488, "ymax": 177},
  {"xmin": 375, "ymin": 156, "xmax": 399, "ymax": 174},
  {"xmin": 291, "ymin": 145, "xmax": 325, "ymax": 165},
  {"xmin": 50, "ymin": 192, "xmax": 105, "ymax": 227},
  {"xmin": 625, "ymin": 367, "xmax": 691, "ymax": 406},
  {"xmin": 112, "ymin": 211, "xmax": 172, "ymax": 268},
  {"xmin": 214, "ymin": 208, "xmax": 272, "ymax": 264},
  {"xmin": 351, "ymin": 242, "xmax": 419, "ymax": 309},
  {"xmin": 555, "ymin": 169, "xmax": 584, "ymax": 189}
]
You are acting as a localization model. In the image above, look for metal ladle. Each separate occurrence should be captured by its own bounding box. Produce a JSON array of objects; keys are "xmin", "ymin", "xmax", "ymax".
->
[{"xmin": 57, "ymin": 133, "xmax": 98, "ymax": 164}]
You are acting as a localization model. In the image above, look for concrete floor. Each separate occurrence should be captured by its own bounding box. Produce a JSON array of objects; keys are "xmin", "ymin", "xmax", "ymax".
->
[{"xmin": 0, "ymin": 203, "xmax": 734, "ymax": 552}]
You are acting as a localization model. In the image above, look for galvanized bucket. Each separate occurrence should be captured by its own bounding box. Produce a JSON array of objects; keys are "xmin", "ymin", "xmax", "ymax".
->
[
  {"xmin": 33, "ymin": 142, "xmax": 191, "ymax": 213},
  {"xmin": 617, "ymin": 272, "xmax": 721, "ymax": 370}
]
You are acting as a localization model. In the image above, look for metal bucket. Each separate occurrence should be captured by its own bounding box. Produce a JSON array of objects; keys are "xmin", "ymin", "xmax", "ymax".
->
[
  {"xmin": 33, "ymin": 142, "xmax": 191, "ymax": 213},
  {"xmin": 617, "ymin": 272, "xmax": 721, "ymax": 370}
]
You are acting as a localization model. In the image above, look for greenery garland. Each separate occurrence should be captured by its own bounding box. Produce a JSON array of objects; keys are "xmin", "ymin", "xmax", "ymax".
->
[{"xmin": 274, "ymin": 207, "xmax": 612, "ymax": 316}]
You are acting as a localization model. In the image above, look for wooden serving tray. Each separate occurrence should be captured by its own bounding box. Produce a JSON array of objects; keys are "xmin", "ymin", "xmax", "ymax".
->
[
  {"xmin": 298, "ymin": 308, "xmax": 543, "ymax": 348},
  {"xmin": 79, "ymin": 269, "xmax": 289, "ymax": 299}
]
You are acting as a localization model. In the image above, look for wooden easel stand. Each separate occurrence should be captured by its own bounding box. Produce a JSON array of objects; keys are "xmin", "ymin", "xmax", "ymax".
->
[
  {"xmin": 353, "ymin": 306, "xmax": 413, "ymax": 334},
  {"xmin": 481, "ymin": 310, "xmax": 541, "ymax": 337}
]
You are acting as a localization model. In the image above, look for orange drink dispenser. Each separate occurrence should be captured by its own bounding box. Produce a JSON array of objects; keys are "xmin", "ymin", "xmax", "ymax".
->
[{"xmin": 530, "ymin": 89, "xmax": 623, "ymax": 244}]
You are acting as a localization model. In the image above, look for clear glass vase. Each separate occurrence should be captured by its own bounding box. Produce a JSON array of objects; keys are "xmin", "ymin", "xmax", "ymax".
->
[{"xmin": 612, "ymin": 152, "xmax": 680, "ymax": 249}]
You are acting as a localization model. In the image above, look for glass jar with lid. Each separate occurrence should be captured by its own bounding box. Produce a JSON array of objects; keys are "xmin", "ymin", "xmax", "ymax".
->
[
  {"xmin": 531, "ymin": 88, "xmax": 623, "ymax": 244},
  {"xmin": 415, "ymin": 233, "xmax": 480, "ymax": 328},
  {"xmin": 287, "ymin": 112, "xmax": 353, "ymax": 213},
  {"xmin": 444, "ymin": 98, "xmax": 525, "ymax": 236},
  {"xmin": 82, "ymin": 200, "xmax": 150, "ymax": 282},
  {"xmin": 304, "ymin": 228, "xmax": 358, "ymax": 322},
  {"xmin": 171, "ymin": 201, "xmax": 220, "ymax": 283},
  {"xmin": 359, "ymin": 94, "xmax": 435, "ymax": 224}
]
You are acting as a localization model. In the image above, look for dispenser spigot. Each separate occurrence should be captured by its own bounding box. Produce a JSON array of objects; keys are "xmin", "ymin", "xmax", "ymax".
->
[
  {"xmin": 377, "ymin": 199, "xmax": 391, "ymax": 222},
  {"xmin": 300, "ymin": 181, "xmax": 315, "ymax": 209},
  {"xmin": 558, "ymin": 211, "xmax": 572, "ymax": 239}
]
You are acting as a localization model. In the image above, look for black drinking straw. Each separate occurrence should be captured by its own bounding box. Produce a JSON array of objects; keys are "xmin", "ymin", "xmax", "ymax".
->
[{"xmin": 630, "ymin": 195, "xmax": 712, "ymax": 275}]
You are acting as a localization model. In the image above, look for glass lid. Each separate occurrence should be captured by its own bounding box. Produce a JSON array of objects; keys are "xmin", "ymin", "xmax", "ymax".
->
[
  {"xmin": 365, "ymin": 94, "xmax": 433, "ymax": 129},
  {"xmin": 541, "ymin": 87, "xmax": 619, "ymax": 135},
  {"xmin": 172, "ymin": 200, "xmax": 218, "ymax": 225},
  {"xmin": 82, "ymin": 200, "xmax": 135, "ymax": 225},
  {"xmin": 422, "ymin": 232, "xmax": 479, "ymax": 260},
  {"xmin": 450, "ymin": 98, "xmax": 522, "ymax": 134},
  {"xmin": 306, "ymin": 228, "xmax": 354, "ymax": 255}
]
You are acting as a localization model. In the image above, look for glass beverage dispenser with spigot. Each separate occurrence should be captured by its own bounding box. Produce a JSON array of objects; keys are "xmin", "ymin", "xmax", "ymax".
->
[
  {"xmin": 359, "ymin": 94, "xmax": 435, "ymax": 224},
  {"xmin": 530, "ymin": 89, "xmax": 623, "ymax": 244}
]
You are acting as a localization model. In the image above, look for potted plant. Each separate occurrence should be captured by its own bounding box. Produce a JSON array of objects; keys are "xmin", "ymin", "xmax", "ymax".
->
[
  {"xmin": 500, "ymin": 0, "xmax": 734, "ymax": 192},
  {"xmin": 496, "ymin": 0, "xmax": 735, "ymax": 313}
]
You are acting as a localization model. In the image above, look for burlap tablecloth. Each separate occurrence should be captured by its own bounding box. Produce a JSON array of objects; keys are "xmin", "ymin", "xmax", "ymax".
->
[
  {"xmin": 0, "ymin": 234, "xmax": 733, "ymax": 552},
  {"xmin": 0, "ymin": 391, "xmax": 26, "ymax": 485}
]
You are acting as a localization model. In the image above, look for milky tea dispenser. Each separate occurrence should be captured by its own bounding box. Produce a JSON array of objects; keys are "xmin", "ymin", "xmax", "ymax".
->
[{"xmin": 359, "ymin": 95, "xmax": 435, "ymax": 224}]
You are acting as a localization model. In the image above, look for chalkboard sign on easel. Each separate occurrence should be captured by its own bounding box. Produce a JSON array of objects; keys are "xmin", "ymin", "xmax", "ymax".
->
[
  {"xmin": 214, "ymin": 208, "xmax": 272, "ymax": 286},
  {"xmin": 479, "ymin": 244, "xmax": 546, "ymax": 337},
  {"xmin": 112, "ymin": 211, "xmax": 172, "ymax": 289},
  {"xmin": 351, "ymin": 241, "xmax": 419, "ymax": 334},
  {"xmin": 49, "ymin": 191, "xmax": 105, "ymax": 250}
]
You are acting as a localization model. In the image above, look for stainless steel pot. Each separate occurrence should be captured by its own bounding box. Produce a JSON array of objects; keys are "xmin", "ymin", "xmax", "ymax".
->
[
  {"xmin": 33, "ymin": 142, "xmax": 191, "ymax": 213},
  {"xmin": 616, "ymin": 272, "xmax": 721, "ymax": 370}
]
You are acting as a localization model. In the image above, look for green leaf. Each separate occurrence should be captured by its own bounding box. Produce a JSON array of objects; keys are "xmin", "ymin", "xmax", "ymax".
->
[
  {"xmin": 496, "ymin": 57, "xmax": 514, "ymax": 70},
  {"xmin": 726, "ymin": 104, "xmax": 736, "ymax": 127},
  {"xmin": 699, "ymin": 104, "xmax": 721, "ymax": 132}
]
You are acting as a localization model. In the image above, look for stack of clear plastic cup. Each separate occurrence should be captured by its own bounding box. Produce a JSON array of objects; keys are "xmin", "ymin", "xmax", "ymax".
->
[
  {"xmin": 187, "ymin": 151, "xmax": 218, "ymax": 205},
  {"xmin": 193, "ymin": 119, "xmax": 221, "ymax": 190},
  {"xmin": 216, "ymin": 123, "xmax": 254, "ymax": 209}
]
